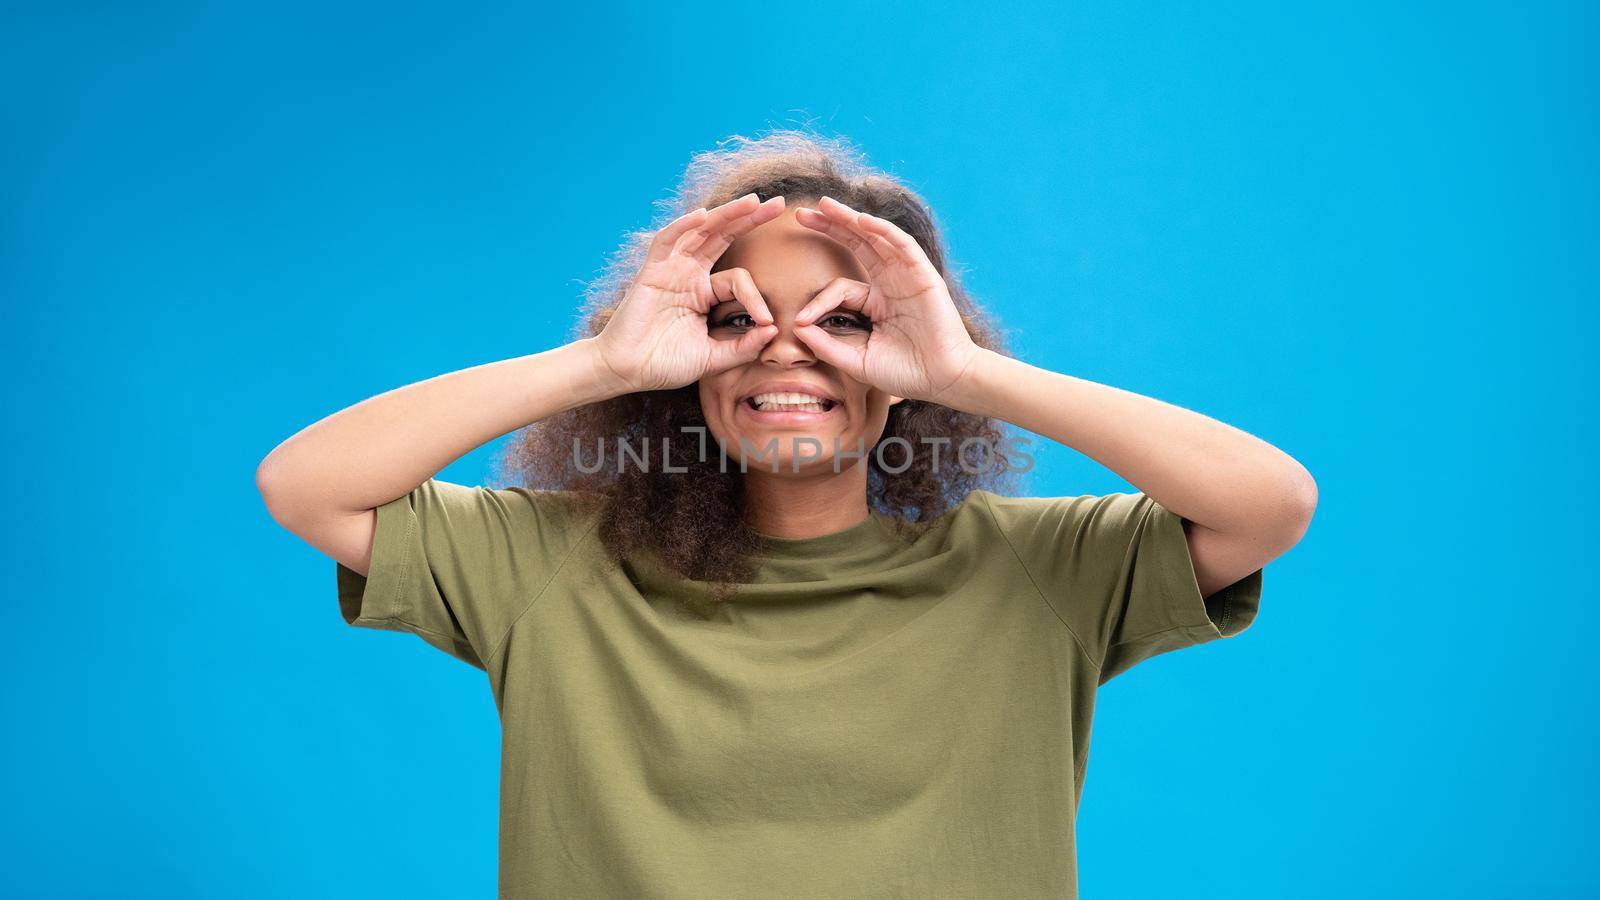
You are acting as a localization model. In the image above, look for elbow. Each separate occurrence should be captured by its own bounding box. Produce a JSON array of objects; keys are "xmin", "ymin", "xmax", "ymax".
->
[
  {"xmin": 1207, "ymin": 459, "xmax": 1318, "ymax": 565},
  {"xmin": 1275, "ymin": 461, "xmax": 1318, "ymax": 549},
  {"xmin": 255, "ymin": 451, "xmax": 300, "ymax": 528}
]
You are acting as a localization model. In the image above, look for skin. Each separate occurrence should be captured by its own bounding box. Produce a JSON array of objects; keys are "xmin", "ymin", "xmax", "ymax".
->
[
  {"xmin": 697, "ymin": 202, "xmax": 906, "ymax": 538},
  {"xmin": 257, "ymin": 191, "xmax": 1316, "ymax": 598}
]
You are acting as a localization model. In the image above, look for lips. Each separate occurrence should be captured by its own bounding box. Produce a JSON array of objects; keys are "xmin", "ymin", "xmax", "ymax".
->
[
  {"xmin": 745, "ymin": 392, "xmax": 836, "ymax": 413},
  {"xmin": 738, "ymin": 398, "xmax": 839, "ymax": 427},
  {"xmin": 739, "ymin": 382, "xmax": 841, "ymax": 413}
]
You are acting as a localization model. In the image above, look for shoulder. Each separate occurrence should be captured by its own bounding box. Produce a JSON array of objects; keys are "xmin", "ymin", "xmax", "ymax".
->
[
  {"xmin": 492, "ymin": 483, "xmax": 605, "ymax": 518},
  {"xmin": 961, "ymin": 490, "xmax": 1163, "ymax": 550},
  {"xmin": 933, "ymin": 489, "xmax": 1082, "ymax": 544},
  {"xmin": 418, "ymin": 479, "xmax": 606, "ymax": 545},
  {"xmin": 961, "ymin": 489, "xmax": 1142, "ymax": 524}
]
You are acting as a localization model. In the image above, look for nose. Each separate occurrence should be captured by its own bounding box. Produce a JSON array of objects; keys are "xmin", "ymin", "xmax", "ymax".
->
[{"xmin": 757, "ymin": 318, "xmax": 816, "ymax": 368}]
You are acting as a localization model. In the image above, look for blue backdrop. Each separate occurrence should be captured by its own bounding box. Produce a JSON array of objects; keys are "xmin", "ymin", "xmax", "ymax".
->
[{"xmin": 6, "ymin": 2, "xmax": 1594, "ymax": 897}]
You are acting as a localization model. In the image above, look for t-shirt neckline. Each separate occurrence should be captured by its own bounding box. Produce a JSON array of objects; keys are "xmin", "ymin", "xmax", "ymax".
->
[{"xmin": 750, "ymin": 510, "xmax": 899, "ymax": 562}]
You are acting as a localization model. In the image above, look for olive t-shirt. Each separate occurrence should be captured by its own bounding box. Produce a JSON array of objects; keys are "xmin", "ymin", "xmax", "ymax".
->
[{"xmin": 335, "ymin": 479, "xmax": 1263, "ymax": 899}]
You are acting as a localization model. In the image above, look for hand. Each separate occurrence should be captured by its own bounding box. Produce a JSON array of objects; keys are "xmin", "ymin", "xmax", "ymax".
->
[
  {"xmin": 790, "ymin": 196, "xmax": 984, "ymax": 404},
  {"xmin": 593, "ymin": 193, "xmax": 785, "ymax": 393}
]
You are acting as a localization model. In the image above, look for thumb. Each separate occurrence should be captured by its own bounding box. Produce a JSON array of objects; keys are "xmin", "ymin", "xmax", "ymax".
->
[
  {"xmin": 704, "ymin": 325, "xmax": 779, "ymax": 375},
  {"xmin": 794, "ymin": 325, "xmax": 867, "ymax": 379}
]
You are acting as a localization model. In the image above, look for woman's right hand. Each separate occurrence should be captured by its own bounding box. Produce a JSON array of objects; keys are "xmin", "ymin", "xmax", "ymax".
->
[{"xmin": 592, "ymin": 193, "xmax": 785, "ymax": 393}]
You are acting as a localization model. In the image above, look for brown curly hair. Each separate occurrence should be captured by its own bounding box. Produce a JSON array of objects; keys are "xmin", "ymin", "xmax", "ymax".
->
[{"xmin": 494, "ymin": 129, "xmax": 1019, "ymax": 598}]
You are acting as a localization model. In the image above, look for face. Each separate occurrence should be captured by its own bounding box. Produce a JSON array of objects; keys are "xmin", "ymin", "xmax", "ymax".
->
[{"xmin": 699, "ymin": 202, "xmax": 902, "ymax": 477}]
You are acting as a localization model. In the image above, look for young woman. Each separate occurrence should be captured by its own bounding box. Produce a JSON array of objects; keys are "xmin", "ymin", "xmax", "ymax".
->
[{"xmin": 258, "ymin": 132, "xmax": 1316, "ymax": 898}]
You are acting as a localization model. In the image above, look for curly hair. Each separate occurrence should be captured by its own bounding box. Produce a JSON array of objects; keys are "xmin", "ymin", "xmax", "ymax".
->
[{"xmin": 494, "ymin": 128, "xmax": 1019, "ymax": 599}]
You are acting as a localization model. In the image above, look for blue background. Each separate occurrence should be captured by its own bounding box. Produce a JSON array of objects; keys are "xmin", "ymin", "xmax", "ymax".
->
[{"xmin": 6, "ymin": 2, "xmax": 1594, "ymax": 897}]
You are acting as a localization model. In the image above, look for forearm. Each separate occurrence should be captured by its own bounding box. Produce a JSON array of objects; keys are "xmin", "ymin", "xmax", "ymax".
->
[
  {"xmin": 257, "ymin": 337, "xmax": 625, "ymax": 522},
  {"xmin": 943, "ymin": 348, "xmax": 1316, "ymax": 542}
]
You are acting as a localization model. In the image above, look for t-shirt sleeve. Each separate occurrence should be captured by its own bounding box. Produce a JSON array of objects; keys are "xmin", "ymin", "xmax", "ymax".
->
[
  {"xmin": 982, "ymin": 491, "xmax": 1263, "ymax": 684},
  {"xmin": 334, "ymin": 478, "xmax": 592, "ymax": 670}
]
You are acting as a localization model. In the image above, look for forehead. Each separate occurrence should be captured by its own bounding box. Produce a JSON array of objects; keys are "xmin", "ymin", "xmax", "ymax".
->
[{"xmin": 711, "ymin": 207, "xmax": 867, "ymax": 291}]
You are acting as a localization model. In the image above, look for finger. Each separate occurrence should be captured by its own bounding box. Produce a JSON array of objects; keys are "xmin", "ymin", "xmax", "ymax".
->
[
  {"xmin": 689, "ymin": 196, "xmax": 785, "ymax": 266},
  {"xmin": 793, "ymin": 276, "xmax": 871, "ymax": 326},
  {"xmin": 794, "ymin": 205, "xmax": 886, "ymax": 272},
  {"xmin": 705, "ymin": 324, "xmax": 779, "ymax": 375},
  {"xmin": 672, "ymin": 193, "xmax": 766, "ymax": 260},
  {"xmin": 793, "ymin": 205, "xmax": 885, "ymax": 275},
  {"xmin": 794, "ymin": 324, "xmax": 869, "ymax": 378},
  {"xmin": 670, "ymin": 193, "xmax": 760, "ymax": 257},
  {"xmin": 854, "ymin": 209, "xmax": 935, "ymax": 268},
  {"xmin": 709, "ymin": 266, "xmax": 774, "ymax": 325},
  {"xmin": 644, "ymin": 207, "xmax": 710, "ymax": 267},
  {"xmin": 815, "ymin": 196, "xmax": 905, "ymax": 265}
]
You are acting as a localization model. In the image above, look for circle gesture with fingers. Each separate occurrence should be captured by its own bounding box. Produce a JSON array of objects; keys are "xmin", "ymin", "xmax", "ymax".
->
[
  {"xmin": 791, "ymin": 196, "xmax": 982, "ymax": 404},
  {"xmin": 595, "ymin": 193, "xmax": 786, "ymax": 392}
]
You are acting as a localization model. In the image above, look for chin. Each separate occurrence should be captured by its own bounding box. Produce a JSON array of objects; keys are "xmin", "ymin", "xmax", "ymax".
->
[
  {"xmin": 727, "ymin": 430, "xmax": 838, "ymax": 472},
  {"xmin": 708, "ymin": 421, "xmax": 862, "ymax": 473}
]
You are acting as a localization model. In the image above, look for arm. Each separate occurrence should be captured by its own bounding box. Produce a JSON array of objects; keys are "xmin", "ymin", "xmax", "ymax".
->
[
  {"xmin": 255, "ymin": 339, "xmax": 625, "ymax": 577},
  {"xmin": 941, "ymin": 353, "xmax": 1317, "ymax": 598},
  {"xmin": 789, "ymin": 195, "xmax": 1316, "ymax": 598},
  {"xmin": 257, "ymin": 192, "xmax": 788, "ymax": 577}
]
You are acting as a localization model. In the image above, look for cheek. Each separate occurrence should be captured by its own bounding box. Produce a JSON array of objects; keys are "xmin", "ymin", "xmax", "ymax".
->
[
  {"xmin": 864, "ymin": 402, "xmax": 894, "ymax": 442},
  {"xmin": 698, "ymin": 373, "xmax": 738, "ymax": 412},
  {"xmin": 844, "ymin": 392, "xmax": 894, "ymax": 439},
  {"xmin": 697, "ymin": 379, "xmax": 737, "ymax": 443},
  {"xmin": 853, "ymin": 389, "xmax": 889, "ymax": 420}
]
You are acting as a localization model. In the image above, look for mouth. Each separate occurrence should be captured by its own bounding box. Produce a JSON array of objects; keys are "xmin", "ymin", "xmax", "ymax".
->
[
  {"xmin": 737, "ymin": 384, "xmax": 842, "ymax": 424},
  {"xmin": 742, "ymin": 391, "xmax": 838, "ymax": 413}
]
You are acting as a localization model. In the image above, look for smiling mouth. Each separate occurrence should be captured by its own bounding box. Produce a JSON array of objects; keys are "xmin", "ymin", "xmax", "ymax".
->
[{"xmin": 744, "ymin": 392, "xmax": 838, "ymax": 413}]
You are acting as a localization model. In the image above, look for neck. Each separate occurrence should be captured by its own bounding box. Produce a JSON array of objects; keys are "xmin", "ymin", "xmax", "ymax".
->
[{"xmin": 742, "ymin": 461, "xmax": 871, "ymax": 539}]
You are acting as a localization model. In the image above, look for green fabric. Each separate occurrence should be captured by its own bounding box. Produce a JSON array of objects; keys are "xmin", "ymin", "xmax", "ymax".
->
[{"xmin": 336, "ymin": 478, "xmax": 1263, "ymax": 899}]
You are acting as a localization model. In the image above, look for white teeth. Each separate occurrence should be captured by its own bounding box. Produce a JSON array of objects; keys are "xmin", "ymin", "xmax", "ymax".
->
[
  {"xmin": 749, "ymin": 391, "xmax": 833, "ymax": 412},
  {"xmin": 753, "ymin": 392, "xmax": 827, "ymax": 405}
]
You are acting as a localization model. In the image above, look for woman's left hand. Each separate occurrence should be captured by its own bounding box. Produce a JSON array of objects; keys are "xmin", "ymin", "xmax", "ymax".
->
[{"xmin": 791, "ymin": 196, "xmax": 985, "ymax": 405}]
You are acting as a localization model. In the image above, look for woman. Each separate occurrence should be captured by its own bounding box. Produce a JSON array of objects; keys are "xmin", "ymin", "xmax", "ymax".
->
[{"xmin": 257, "ymin": 131, "xmax": 1316, "ymax": 898}]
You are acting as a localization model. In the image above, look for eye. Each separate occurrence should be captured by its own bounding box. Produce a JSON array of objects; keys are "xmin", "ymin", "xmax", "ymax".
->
[
  {"xmin": 711, "ymin": 311, "xmax": 756, "ymax": 330},
  {"xmin": 818, "ymin": 311, "xmax": 869, "ymax": 331}
]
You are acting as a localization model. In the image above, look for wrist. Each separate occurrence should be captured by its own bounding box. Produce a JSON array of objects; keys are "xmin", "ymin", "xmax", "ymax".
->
[
  {"xmin": 574, "ymin": 336, "xmax": 635, "ymax": 402},
  {"xmin": 932, "ymin": 346, "xmax": 1010, "ymax": 416}
]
